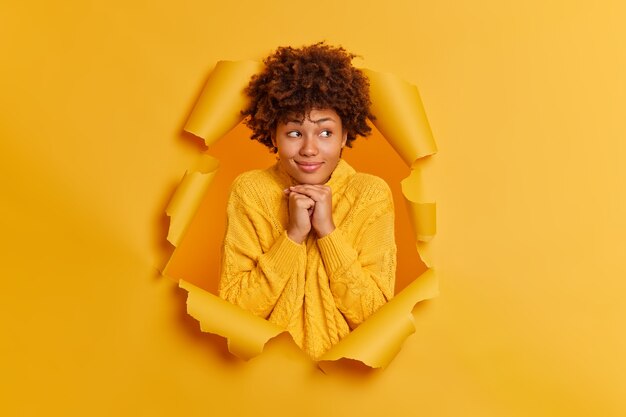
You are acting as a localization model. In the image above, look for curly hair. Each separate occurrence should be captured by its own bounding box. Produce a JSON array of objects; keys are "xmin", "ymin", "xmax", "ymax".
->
[{"xmin": 242, "ymin": 43, "xmax": 374, "ymax": 152}]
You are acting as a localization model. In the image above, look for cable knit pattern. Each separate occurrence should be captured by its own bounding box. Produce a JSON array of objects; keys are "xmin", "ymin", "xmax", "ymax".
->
[{"xmin": 219, "ymin": 159, "xmax": 396, "ymax": 359}]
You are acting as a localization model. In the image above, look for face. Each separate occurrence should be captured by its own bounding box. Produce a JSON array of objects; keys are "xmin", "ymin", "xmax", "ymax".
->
[{"xmin": 273, "ymin": 108, "xmax": 348, "ymax": 185}]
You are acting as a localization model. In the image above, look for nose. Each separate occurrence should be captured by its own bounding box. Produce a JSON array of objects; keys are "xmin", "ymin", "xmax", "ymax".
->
[{"xmin": 300, "ymin": 135, "xmax": 319, "ymax": 156}]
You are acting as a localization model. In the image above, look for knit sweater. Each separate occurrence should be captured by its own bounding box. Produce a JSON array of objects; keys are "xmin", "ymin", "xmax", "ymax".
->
[{"xmin": 219, "ymin": 159, "xmax": 397, "ymax": 359}]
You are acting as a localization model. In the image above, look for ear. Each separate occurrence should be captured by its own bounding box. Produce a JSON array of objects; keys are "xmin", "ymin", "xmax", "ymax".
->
[
  {"xmin": 270, "ymin": 131, "xmax": 277, "ymax": 148},
  {"xmin": 341, "ymin": 130, "xmax": 348, "ymax": 148}
]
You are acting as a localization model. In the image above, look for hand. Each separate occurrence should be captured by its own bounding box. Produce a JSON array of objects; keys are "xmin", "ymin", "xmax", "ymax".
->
[
  {"xmin": 286, "ymin": 185, "xmax": 335, "ymax": 238},
  {"xmin": 284, "ymin": 189, "xmax": 315, "ymax": 244}
]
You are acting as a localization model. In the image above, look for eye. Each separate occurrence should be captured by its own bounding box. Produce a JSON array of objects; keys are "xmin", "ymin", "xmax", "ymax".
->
[
  {"xmin": 320, "ymin": 130, "xmax": 333, "ymax": 138},
  {"xmin": 287, "ymin": 130, "xmax": 301, "ymax": 138}
]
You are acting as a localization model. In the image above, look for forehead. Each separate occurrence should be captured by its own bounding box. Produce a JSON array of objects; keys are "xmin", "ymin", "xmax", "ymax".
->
[{"xmin": 280, "ymin": 108, "xmax": 341, "ymax": 125}]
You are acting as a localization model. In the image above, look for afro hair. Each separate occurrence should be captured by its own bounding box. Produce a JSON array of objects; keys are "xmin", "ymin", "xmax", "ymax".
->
[{"xmin": 242, "ymin": 42, "xmax": 374, "ymax": 152}]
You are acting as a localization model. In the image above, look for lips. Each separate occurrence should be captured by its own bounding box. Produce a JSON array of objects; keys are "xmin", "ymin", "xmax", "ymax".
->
[{"xmin": 295, "ymin": 161, "xmax": 324, "ymax": 173}]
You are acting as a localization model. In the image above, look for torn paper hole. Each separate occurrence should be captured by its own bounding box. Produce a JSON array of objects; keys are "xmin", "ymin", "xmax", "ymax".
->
[{"xmin": 163, "ymin": 61, "xmax": 439, "ymax": 369}]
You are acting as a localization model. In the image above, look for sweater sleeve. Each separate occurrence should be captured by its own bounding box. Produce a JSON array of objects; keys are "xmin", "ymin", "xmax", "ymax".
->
[
  {"xmin": 218, "ymin": 179, "xmax": 306, "ymax": 320},
  {"xmin": 316, "ymin": 184, "xmax": 397, "ymax": 329}
]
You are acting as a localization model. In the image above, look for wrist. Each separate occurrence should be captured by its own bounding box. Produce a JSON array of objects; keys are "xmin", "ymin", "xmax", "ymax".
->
[
  {"xmin": 287, "ymin": 229, "xmax": 307, "ymax": 244},
  {"xmin": 315, "ymin": 223, "xmax": 335, "ymax": 238}
]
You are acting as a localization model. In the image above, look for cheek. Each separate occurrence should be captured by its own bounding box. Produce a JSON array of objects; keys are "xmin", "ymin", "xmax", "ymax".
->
[
  {"xmin": 277, "ymin": 142, "xmax": 296, "ymax": 160},
  {"xmin": 322, "ymin": 141, "xmax": 343, "ymax": 158}
]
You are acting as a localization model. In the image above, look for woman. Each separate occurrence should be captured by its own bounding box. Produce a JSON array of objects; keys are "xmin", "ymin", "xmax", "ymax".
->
[{"xmin": 219, "ymin": 43, "xmax": 396, "ymax": 359}]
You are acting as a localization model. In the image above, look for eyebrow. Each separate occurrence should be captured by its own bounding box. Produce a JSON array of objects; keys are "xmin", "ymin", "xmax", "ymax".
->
[{"xmin": 285, "ymin": 117, "xmax": 336, "ymax": 125}]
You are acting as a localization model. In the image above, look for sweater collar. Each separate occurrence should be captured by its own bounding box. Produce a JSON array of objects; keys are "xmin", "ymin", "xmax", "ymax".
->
[{"xmin": 325, "ymin": 159, "xmax": 355, "ymax": 192}]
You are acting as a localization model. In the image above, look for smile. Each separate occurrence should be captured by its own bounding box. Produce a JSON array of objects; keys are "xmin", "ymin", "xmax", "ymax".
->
[{"xmin": 295, "ymin": 161, "xmax": 324, "ymax": 173}]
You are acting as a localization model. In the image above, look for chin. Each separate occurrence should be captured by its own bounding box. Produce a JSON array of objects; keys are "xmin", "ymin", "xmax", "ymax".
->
[
  {"xmin": 293, "ymin": 176, "xmax": 321, "ymax": 185},
  {"xmin": 291, "ymin": 172, "xmax": 327, "ymax": 185}
]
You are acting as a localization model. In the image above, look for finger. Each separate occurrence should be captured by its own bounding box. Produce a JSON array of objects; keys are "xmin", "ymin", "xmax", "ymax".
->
[
  {"xmin": 288, "ymin": 185, "xmax": 331, "ymax": 202},
  {"xmin": 290, "ymin": 193, "xmax": 315, "ymax": 208},
  {"xmin": 286, "ymin": 190, "xmax": 319, "ymax": 201},
  {"xmin": 289, "ymin": 184, "xmax": 330, "ymax": 192},
  {"xmin": 289, "ymin": 191, "xmax": 315, "ymax": 201},
  {"xmin": 284, "ymin": 188, "xmax": 321, "ymax": 197}
]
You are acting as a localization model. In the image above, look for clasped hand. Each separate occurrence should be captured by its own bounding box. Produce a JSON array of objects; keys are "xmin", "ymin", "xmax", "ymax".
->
[{"xmin": 284, "ymin": 185, "xmax": 334, "ymax": 244}]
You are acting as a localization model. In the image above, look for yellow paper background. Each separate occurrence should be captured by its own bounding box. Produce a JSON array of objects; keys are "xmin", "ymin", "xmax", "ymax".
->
[{"xmin": 1, "ymin": 1, "xmax": 625, "ymax": 416}]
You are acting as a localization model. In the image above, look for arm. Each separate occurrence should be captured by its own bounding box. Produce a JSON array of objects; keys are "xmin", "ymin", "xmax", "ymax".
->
[
  {"xmin": 218, "ymin": 185, "xmax": 306, "ymax": 320},
  {"xmin": 317, "ymin": 194, "xmax": 397, "ymax": 329}
]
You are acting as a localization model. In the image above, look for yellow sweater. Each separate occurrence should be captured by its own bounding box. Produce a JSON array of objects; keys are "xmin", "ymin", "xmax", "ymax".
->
[{"xmin": 219, "ymin": 159, "xmax": 396, "ymax": 359}]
